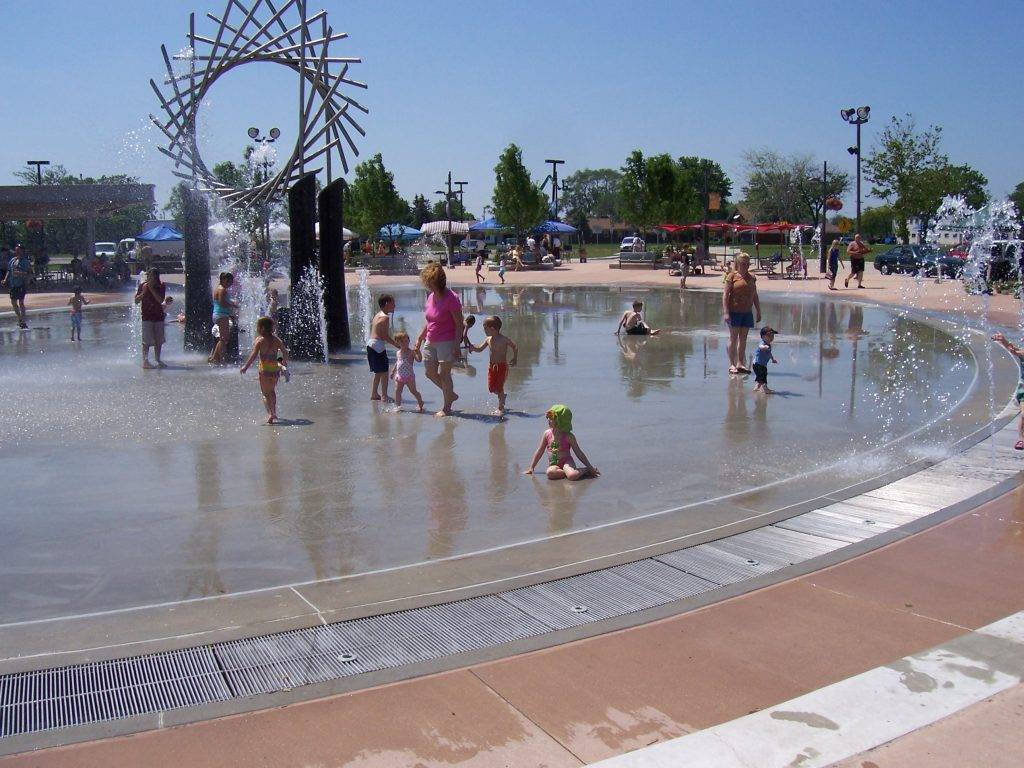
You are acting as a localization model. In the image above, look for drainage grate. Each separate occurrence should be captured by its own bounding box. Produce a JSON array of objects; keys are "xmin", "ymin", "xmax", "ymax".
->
[
  {"xmin": 0, "ymin": 647, "xmax": 230, "ymax": 739},
  {"xmin": 655, "ymin": 543, "xmax": 782, "ymax": 585},
  {"xmin": 708, "ymin": 526, "xmax": 842, "ymax": 566},
  {"xmin": 775, "ymin": 509, "xmax": 889, "ymax": 544}
]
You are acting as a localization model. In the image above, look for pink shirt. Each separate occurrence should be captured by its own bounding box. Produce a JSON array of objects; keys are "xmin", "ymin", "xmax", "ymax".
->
[{"xmin": 424, "ymin": 289, "xmax": 462, "ymax": 343}]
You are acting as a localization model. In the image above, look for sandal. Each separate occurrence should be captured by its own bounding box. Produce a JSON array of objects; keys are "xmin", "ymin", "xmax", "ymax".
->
[{"xmin": 1015, "ymin": 440, "xmax": 1024, "ymax": 451}]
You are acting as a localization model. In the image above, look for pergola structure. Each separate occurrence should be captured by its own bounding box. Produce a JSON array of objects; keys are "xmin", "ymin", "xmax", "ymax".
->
[{"xmin": 0, "ymin": 184, "xmax": 155, "ymax": 259}]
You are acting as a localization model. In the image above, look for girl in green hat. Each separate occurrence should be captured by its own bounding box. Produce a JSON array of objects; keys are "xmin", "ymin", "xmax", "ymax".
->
[{"xmin": 525, "ymin": 405, "xmax": 600, "ymax": 481}]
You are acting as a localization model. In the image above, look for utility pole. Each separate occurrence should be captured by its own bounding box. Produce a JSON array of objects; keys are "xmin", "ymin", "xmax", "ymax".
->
[
  {"xmin": 26, "ymin": 160, "xmax": 50, "ymax": 185},
  {"xmin": 819, "ymin": 161, "xmax": 828, "ymax": 273},
  {"xmin": 435, "ymin": 172, "xmax": 455, "ymax": 265},
  {"xmin": 26, "ymin": 160, "xmax": 50, "ymax": 255},
  {"xmin": 454, "ymin": 180, "xmax": 468, "ymax": 220},
  {"xmin": 702, "ymin": 161, "xmax": 710, "ymax": 262},
  {"xmin": 544, "ymin": 159, "xmax": 564, "ymax": 219}
]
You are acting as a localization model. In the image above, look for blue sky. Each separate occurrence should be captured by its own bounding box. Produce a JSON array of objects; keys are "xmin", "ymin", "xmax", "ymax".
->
[{"xmin": 1, "ymin": 0, "xmax": 1022, "ymax": 218}]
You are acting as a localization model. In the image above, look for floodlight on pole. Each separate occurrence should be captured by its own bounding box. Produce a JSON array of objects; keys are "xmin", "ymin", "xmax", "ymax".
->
[{"xmin": 840, "ymin": 105, "xmax": 871, "ymax": 234}]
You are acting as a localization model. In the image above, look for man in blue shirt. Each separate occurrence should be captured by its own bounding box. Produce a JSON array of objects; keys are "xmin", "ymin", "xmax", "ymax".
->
[{"xmin": 4, "ymin": 245, "xmax": 32, "ymax": 328}]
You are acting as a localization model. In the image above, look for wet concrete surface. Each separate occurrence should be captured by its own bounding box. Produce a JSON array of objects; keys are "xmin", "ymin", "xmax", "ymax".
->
[{"xmin": 0, "ymin": 286, "xmax": 994, "ymax": 625}]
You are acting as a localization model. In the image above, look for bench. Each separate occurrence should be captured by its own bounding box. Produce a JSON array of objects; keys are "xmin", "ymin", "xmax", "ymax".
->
[{"xmin": 617, "ymin": 251, "xmax": 658, "ymax": 269}]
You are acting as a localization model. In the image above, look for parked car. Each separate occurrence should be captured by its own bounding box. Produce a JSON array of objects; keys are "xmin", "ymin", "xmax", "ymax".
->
[
  {"xmin": 118, "ymin": 238, "xmax": 137, "ymax": 261},
  {"xmin": 619, "ymin": 235, "xmax": 646, "ymax": 252},
  {"xmin": 94, "ymin": 242, "xmax": 117, "ymax": 258},
  {"xmin": 873, "ymin": 245, "xmax": 962, "ymax": 277},
  {"xmin": 457, "ymin": 238, "xmax": 487, "ymax": 254}
]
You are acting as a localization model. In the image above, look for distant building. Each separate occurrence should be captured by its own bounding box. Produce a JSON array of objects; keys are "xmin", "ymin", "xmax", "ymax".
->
[
  {"xmin": 586, "ymin": 217, "xmax": 631, "ymax": 242},
  {"xmin": 905, "ymin": 217, "xmax": 964, "ymax": 246}
]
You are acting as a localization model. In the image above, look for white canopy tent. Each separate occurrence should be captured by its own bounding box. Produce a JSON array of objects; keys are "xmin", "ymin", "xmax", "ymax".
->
[{"xmin": 419, "ymin": 220, "xmax": 470, "ymax": 236}]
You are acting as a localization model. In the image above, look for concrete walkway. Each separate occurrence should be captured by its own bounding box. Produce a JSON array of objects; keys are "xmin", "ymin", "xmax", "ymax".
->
[{"xmin": 5, "ymin": 484, "xmax": 1020, "ymax": 767}]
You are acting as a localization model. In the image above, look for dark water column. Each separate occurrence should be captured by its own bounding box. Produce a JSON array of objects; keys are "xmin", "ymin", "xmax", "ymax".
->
[
  {"xmin": 182, "ymin": 188, "xmax": 213, "ymax": 352},
  {"xmin": 287, "ymin": 173, "xmax": 320, "ymax": 359},
  {"xmin": 318, "ymin": 178, "xmax": 350, "ymax": 351}
]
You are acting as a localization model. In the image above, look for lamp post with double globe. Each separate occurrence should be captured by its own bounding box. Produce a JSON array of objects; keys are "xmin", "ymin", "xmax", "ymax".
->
[
  {"xmin": 840, "ymin": 106, "xmax": 870, "ymax": 235},
  {"xmin": 247, "ymin": 126, "xmax": 280, "ymax": 266}
]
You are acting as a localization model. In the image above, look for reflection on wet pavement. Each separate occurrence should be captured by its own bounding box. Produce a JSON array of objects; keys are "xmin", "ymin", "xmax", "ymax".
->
[{"xmin": 0, "ymin": 287, "xmax": 982, "ymax": 623}]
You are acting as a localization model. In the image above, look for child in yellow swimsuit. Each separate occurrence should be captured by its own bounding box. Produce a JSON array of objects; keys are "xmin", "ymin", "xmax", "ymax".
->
[{"xmin": 241, "ymin": 316, "xmax": 289, "ymax": 424}]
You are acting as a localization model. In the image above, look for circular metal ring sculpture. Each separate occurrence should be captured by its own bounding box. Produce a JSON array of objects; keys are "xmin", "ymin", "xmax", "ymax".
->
[{"xmin": 150, "ymin": 0, "xmax": 367, "ymax": 210}]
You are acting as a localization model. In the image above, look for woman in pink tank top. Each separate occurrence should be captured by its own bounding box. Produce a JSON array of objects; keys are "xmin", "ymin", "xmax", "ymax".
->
[{"xmin": 414, "ymin": 262, "xmax": 464, "ymax": 416}]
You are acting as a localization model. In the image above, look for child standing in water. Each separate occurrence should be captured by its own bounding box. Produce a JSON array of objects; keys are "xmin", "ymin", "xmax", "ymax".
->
[
  {"xmin": 67, "ymin": 286, "xmax": 89, "ymax": 341},
  {"xmin": 469, "ymin": 315, "xmax": 518, "ymax": 414},
  {"xmin": 525, "ymin": 404, "xmax": 600, "ymax": 480},
  {"xmin": 992, "ymin": 333, "xmax": 1024, "ymax": 450},
  {"xmin": 752, "ymin": 326, "xmax": 779, "ymax": 394},
  {"xmin": 240, "ymin": 316, "xmax": 288, "ymax": 424},
  {"xmin": 367, "ymin": 294, "xmax": 397, "ymax": 401},
  {"xmin": 390, "ymin": 331, "xmax": 425, "ymax": 412}
]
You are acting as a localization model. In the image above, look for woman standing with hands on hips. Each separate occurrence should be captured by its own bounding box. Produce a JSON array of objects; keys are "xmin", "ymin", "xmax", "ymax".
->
[
  {"xmin": 722, "ymin": 254, "xmax": 761, "ymax": 375},
  {"xmin": 415, "ymin": 262, "xmax": 465, "ymax": 416}
]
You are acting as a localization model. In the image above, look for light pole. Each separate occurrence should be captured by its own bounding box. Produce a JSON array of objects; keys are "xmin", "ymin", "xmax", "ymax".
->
[
  {"xmin": 435, "ymin": 171, "xmax": 455, "ymax": 265},
  {"xmin": 840, "ymin": 106, "xmax": 870, "ymax": 235},
  {"xmin": 454, "ymin": 180, "xmax": 468, "ymax": 221},
  {"xmin": 544, "ymin": 159, "xmax": 565, "ymax": 219},
  {"xmin": 26, "ymin": 160, "xmax": 50, "ymax": 255},
  {"xmin": 247, "ymin": 127, "xmax": 280, "ymax": 267}
]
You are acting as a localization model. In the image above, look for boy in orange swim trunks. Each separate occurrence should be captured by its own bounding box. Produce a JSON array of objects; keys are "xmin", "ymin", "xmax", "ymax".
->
[{"xmin": 470, "ymin": 315, "xmax": 518, "ymax": 415}]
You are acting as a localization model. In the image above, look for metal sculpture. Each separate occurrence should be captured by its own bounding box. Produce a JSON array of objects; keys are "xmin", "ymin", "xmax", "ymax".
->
[{"xmin": 150, "ymin": 0, "xmax": 367, "ymax": 209}]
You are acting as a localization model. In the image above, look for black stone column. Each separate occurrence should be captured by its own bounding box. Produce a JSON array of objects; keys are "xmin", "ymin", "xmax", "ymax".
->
[
  {"xmin": 318, "ymin": 178, "xmax": 350, "ymax": 351},
  {"xmin": 286, "ymin": 173, "xmax": 321, "ymax": 359},
  {"xmin": 182, "ymin": 188, "xmax": 213, "ymax": 352},
  {"xmin": 289, "ymin": 174, "xmax": 318, "ymax": 286}
]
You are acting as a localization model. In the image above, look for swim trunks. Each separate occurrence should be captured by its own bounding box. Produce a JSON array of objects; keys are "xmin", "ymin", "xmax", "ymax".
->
[
  {"xmin": 728, "ymin": 311, "xmax": 755, "ymax": 329},
  {"xmin": 366, "ymin": 344, "xmax": 389, "ymax": 373},
  {"xmin": 488, "ymin": 361, "xmax": 509, "ymax": 394}
]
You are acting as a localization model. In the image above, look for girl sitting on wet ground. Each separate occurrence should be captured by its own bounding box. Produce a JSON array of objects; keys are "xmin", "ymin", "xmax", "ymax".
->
[
  {"xmin": 241, "ymin": 316, "xmax": 288, "ymax": 424},
  {"xmin": 525, "ymin": 404, "xmax": 600, "ymax": 481}
]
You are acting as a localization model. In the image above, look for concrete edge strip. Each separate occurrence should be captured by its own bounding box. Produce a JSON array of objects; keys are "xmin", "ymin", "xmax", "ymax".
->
[{"xmin": 589, "ymin": 610, "xmax": 1024, "ymax": 768}]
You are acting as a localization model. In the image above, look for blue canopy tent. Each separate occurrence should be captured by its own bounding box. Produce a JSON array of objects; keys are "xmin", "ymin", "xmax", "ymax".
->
[
  {"xmin": 533, "ymin": 220, "xmax": 577, "ymax": 234},
  {"xmin": 136, "ymin": 224, "xmax": 184, "ymax": 241},
  {"xmin": 469, "ymin": 216, "xmax": 506, "ymax": 232},
  {"xmin": 379, "ymin": 223, "xmax": 422, "ymax": 243}
]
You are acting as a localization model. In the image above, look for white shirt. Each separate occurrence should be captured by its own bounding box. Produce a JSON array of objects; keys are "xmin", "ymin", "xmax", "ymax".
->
[{"xmin": 553, "ymin": 237, "xmax": 561, "ymax": 248}]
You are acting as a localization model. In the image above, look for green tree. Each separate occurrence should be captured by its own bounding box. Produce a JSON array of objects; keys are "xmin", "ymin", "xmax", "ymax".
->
[
  {"xmin": 859, "ymin": 205, "xmax": 895, "ymax": 241},
  {"xmin": 676, "ymin": 157, "xmax": 733, "ymax": 219},
  {"xmin": 492, "ymin": 144, "xmax": 548, "ymax": 239},
  {"xmin": 347, "ymin": 153, "xmax": 408, "ymax": 243},
  {"xmin": 561, "ymin": 168, "xmax": 622, "ymax": 221},
  {"xmin": 741, "ymin": 150, "xmax": 849, "ymax": 228},
  {"xmin": 410, "ymin": 194, "xmax": 431, "ymax": 228},
  {"xmin": 618, "ymin": 150, "xmax": 699, "ymax": 234},
  {"xmin": 864, "ymin": 114, "xmax": 947, "ymax": 242},
  {"xmin": 908, "ymin": 163, "xmax": 989, "ymax": 237},
  {"xmin": 1011, "ymin": 182, "xmax": 1024, "ymax": 223}
]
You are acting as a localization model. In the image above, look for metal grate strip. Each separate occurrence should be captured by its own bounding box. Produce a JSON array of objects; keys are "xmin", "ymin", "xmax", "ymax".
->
[
  {"xmin": 775, "ymin": 509, "xmax": 890, "ymax": 543},
  {"xmin": 708, "ymin": 526, "xmax": 843, "ymax": 566},
  {"xmin": 0, "ymin": 647, "xmax": 230, "ymax": 739},
  {"xmin": 655, "ymin": 543, "xmax": 782, "ymax": 585}
]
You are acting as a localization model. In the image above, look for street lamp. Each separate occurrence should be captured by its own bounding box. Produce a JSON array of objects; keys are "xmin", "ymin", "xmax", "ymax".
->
[
  {"xmin": 436, "ymin": 171, "xmax": 455, "ymax": 265},
  {"xmin": 544, "ymin": 159, "xmax": 565, "ymax": 218},
  {"xmin": 25, "ymin": 161, "xmax": 51, "ymax": 255},
  {"xmin": 247, "ymin": 127, "xmax": 280, "ymax": 266},
  {"xmin": 840, "ymin": 106, "xmax": 870, "ymax": 235}
]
